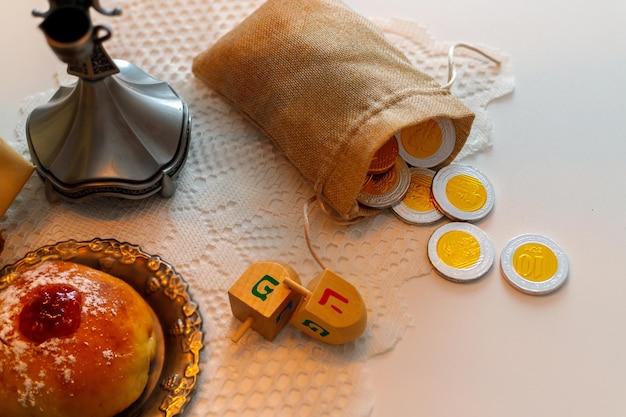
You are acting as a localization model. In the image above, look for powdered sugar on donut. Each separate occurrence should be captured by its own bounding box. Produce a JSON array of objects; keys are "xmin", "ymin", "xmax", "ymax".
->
[{"xmin": 0, "ymin": 261, "xmax": 123, "ymax": 408}]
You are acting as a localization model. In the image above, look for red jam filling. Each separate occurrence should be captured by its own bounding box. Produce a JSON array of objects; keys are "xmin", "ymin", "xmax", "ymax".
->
[{"xmin": 19, "ymin": 284, "xmax": 82, "ymax": 344}]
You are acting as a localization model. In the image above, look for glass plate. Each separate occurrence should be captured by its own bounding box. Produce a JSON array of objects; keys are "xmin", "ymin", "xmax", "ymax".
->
[{"xmin": 0, "ymin": 238, "xmax": 204, "ymax": 417}]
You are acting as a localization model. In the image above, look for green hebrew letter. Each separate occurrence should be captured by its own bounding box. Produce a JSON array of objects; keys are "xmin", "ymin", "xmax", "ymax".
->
[
  {"xmin": 251, "ymin": 275, "xmax": 280, "ymax": 301},
  {"xmin": 302, "ymin": 320, "xmax": 330, "ymax": 337}
]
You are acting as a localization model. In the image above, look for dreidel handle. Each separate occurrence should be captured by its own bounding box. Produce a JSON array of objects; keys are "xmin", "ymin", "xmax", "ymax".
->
[
  {"xmin": 282, "ymin": 277, "xmax": 312, "ymax": 298},
  {"xmin": 231, "ymin": 316, "xmax": 254, "ymax": 343}
]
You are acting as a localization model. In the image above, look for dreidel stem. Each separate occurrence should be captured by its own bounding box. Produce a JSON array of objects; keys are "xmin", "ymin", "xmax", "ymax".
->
[
  {"xmin": 282, "ymin": 277, "xmax": 312, "ymax": 298},
  {"xmin": 231, "ymin": 316, "xmax": 254, "ymax": 343}
]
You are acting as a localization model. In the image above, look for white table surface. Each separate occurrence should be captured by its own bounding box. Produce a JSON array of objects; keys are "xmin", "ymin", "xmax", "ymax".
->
[{"xmin": 2, "ymin": 1, "xmax": 626, "ymax": 416}]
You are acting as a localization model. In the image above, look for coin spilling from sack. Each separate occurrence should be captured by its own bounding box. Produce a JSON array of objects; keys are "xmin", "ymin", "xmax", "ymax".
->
[
  {"xmin": 431, "ymin": 164, "xmax": 495, "ymax": 222},
  {"xmin": 396, "ymin": 117, "xmax": 456, "ymax": 168},
  {"xmin": 391, "ymin": 167, "xmax": 443, "ymax": 225}
]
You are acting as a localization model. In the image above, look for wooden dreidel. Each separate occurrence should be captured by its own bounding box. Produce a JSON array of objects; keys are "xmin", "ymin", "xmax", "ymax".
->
[
  {"xmin": 285, "ymin": 270, "xmax": 367, "ymax": 344},
  {"xmin": 228, "ymin": 261, "xmax": 304, "ymax": 343}
]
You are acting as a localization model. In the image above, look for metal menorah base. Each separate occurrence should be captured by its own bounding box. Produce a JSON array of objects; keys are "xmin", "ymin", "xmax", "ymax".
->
[{"xmin": 26, "ymin": 59, "xmax": 190, "ymax": 202}]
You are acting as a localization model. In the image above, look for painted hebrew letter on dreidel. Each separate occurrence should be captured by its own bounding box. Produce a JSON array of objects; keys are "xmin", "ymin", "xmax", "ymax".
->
[
  {"xmin": 301, "ymin": 320, "xmax": 330, "ymax": 337},
  {"xmin": 318, "ymin": 288, "xmax": 349, "ymax": 314},
  {"xmin": 251, "ymin": 275, "xmax": 280, "ymax": 301},
  {"xmin": 287, "ymin": 269, "xmax": 367, "ymax": 344},
  {"xmin": 228, "ymin": 261, "xmax": 303, "ymax": 342}
]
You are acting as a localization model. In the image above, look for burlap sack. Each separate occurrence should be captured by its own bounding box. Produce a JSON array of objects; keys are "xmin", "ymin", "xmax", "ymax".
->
[{"xmin": 192, "ymin": 0, "xmax": 475, "ymax": 220}]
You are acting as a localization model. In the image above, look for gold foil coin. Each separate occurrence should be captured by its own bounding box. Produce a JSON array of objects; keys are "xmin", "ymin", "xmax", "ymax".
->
[
  {"xmin": 500, "ymin": 234, "xmax": 569, "ymax": 295},
  {"xmin": 427, "ymin": 222, "xmax": 495, "ymax": 282},
  {"xmin": 391, "ymin": 167, "xmax": 444, "ymax": 224},
  {"xmin": 432, "ymin": 164, "xmax": 495, "ymax": 222},
  {"xmin": 368, "ymin": 136, "xmax": 399, "ymax": 174},
  {"xmin": 397, "ymin": 117, "xmax": 456, "ymax": 168},
  {"xmin": 357, "ymin": 158, "xmax": 411, "ymax": 209}
]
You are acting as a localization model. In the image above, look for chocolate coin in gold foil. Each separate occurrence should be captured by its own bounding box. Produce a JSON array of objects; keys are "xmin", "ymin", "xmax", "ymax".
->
[
  {"xmin": 368, "ymin": 136, "xmax": 399, "ymax": 174},
  {"xmin": 391, "ymin": 167, "xmax": 443, "ymax": 224},
  {"xmin": 357, "ymin": 158, "xmax": 410, "ymax": 209},
  {"xmin": 432, "ymin": 164, "xmax": 495, "ymax": 222},
  {"xmin": 397, "ymin": 118, "xmax": 456, "ymax": 168},
  {"xmin": 500, "ymin": 234, "xmax": 569, "ymax": 295},
  {"xmin": 428, "ymin": 222, "xmax": 495, "ymax": 282}
]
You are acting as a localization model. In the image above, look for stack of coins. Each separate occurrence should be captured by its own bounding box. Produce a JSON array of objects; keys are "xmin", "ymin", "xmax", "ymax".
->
[
  {"xmin": 357, "ymin": 136, "xmax": 411, "ymax": 209},
  {"xmin": 357, "ymin": 122, "xmax": 496, "ymax": 226},
  {"xmin": 358, "ymin": 118, "xmax": 465, "ymax": 222},
  {"xmin": 357, "ymin": 118, "xmax": 456, "ymax": 212}
]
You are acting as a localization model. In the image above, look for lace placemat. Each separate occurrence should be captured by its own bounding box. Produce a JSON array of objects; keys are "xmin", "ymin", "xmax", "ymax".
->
[{"xmin": 1, "ymin": 1, "xmax": 514, "ymax": 416}]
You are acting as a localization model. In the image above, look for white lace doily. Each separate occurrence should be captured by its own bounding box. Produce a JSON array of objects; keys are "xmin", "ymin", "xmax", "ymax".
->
[{"xmin": 1, "ymin": 1, "xmax": 514, "ymax": 416}]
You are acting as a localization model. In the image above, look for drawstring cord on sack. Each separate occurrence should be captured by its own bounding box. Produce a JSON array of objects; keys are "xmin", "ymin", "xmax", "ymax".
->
[
  {"xmin": 303, "ymin": 196, "xmax": 327, "ymax": 270},
  {"xmin": 442, "ymin": 43, "xmax": 501, "ymax": 91}
]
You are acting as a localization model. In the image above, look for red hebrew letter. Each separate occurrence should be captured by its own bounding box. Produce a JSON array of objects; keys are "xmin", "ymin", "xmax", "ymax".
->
[{"xmin": 318, "ymin": 288, "xmax": 349, "ymax": 314}]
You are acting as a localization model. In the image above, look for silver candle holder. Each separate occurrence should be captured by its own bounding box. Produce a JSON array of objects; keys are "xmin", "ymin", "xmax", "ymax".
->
[{"xmin": 27, "ymin": 1, "xmax": 191, "ymax": 202}]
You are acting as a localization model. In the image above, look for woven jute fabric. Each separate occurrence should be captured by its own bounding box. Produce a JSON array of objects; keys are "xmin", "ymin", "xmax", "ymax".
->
[{"xmin": 192, "ymin": 0, "xmax": 475, "ymax": 220}]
